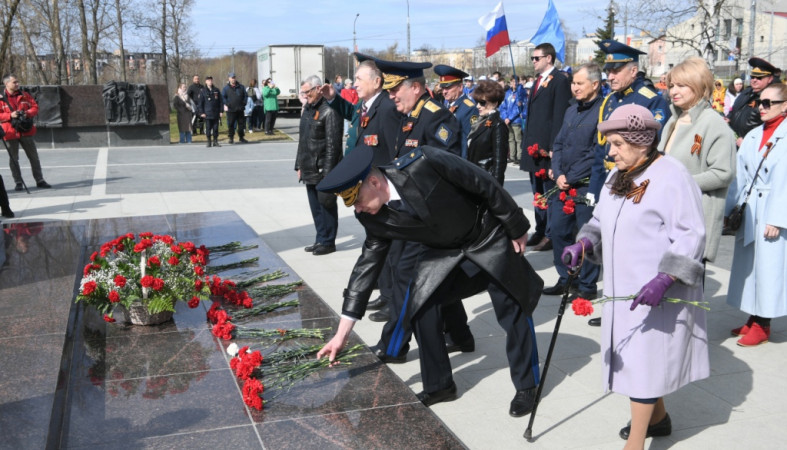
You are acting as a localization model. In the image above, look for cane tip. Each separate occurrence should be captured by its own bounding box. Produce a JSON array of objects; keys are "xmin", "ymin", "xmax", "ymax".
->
[{"xmin": 523, "ymin": 428, "xmax": 533, "ymax": 441}]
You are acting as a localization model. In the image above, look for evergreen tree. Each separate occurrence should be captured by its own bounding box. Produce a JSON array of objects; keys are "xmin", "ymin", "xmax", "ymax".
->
[{"xmin": 594, "ymin": 2, "xmax": 618, "ymax": 65}]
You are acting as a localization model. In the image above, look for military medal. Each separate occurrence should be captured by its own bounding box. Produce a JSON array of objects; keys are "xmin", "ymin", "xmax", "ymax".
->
[
  {"xmin": 485, "ymin": 120, "xmax": 492, "ymax": 127},
  {"xmin": 364, "ymin": 135, "xmax": 378, "ymax": 146},
  {"xmin": 361, "ymin": 116, "xmax": 370, "ymax": 128},
  {"xmin": 402, "ymin": 122, "xmax": 413, "ymax": 132},
  {"xmin": 313, "ymin": 111, "xmax": 319, "ymax": 120},
  {"xmin": 449, "ymin": 105, "xmax": 458, "ymax": 113},
  {"xmin": 405, "ymin": 139, "xmax": 418, "ymax": 147}
]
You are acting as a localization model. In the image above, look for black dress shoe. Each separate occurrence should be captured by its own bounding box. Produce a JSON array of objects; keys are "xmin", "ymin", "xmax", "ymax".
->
[
  {"xmin": 239, "ymin": 137, "xmax": 249, "ymax": 143},
  {"xmin": 304, "ymin": 243, "xmax": 318, "ymax": 252},
  {"xmin": 368, "ymin": 310, "xmax": 390, "ymax": 322},
  {"xmin": 619, "ymin": 413, "xmax": 671, "ymax": 440},
  {"xmin": 312, "ymin": 244, "xmax": 336, "ymax": 255},
  {"xmin": 509, "ymin": 387, "xmax": 536, "ymax": 417},
  {"xmin": 1, "ymin": 209, "xmax": 14, "ymax": 218},
  {"xmin": 371, "ymin": 345, "xmax": 409, "ymax": 364},
  {"xmin": 15, "ymin": 183, "xmax": 23, "ymax": 191},
  {"xmin": 588, "ymin": 317, "xmax": 601, "ymax": 327},
  {"xmin": 416, "ymin": 382, "xmax": 457, "ymax": 406},
  {"xmin": 445, "ymin": 335, "xmax": 475, "ymax": 353},
  {"xmin": 542, "ymin": 283, "xmax": 566, "ymax": 296},
  {"xmin": 526, "ymin": 233, "xmax": 543, "ymax": 246},
  {"xmin": 367, "ymin": 296, "xmax": 388, "ymax": 311},
  {"xmin": 531, "ymin": 237, "xmax": 553, "ymax": 251},
  {"xmin": 36, "ymin": 181, "xmax": 52, "ymax": 188}
]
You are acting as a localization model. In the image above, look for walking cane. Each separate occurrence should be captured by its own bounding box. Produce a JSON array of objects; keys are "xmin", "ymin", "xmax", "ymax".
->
[{"xmin": 524, "ymin": 253, "xmax": 581, "ymax": 441}]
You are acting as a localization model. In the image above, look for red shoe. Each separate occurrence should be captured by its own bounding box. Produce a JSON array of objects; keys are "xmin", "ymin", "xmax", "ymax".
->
[
  {"xmin": 737, "ymin": 322, "xmax": 770, "ymax": 347},
  {"xmin": 731, "ymin": 316, "xmax": 755, "ymax": 336}
]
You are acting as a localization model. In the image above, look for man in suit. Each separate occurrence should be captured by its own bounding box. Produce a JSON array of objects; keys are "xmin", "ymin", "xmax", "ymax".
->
[
  {"xmin": 434, "ymin": 64, "xmax": 477, "ymax": 159},
  {"xmin": 316, "ymin": 146, "xmax": 543, "ymax": 416},
  {"xmin": 519, "ymin": 43, "xmax": 571, "ymax": 252},
  {"xmin": 322, "ymin": 54, "xmax": 403, "ymax": 166}
]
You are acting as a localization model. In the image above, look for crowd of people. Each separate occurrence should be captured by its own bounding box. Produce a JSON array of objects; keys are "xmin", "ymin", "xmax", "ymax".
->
[
  {"xmin": 173, "ymin": 73, "xmax": 282, "ymax": 146},
  {"xmin": 290, "ymin": 40, "xmax": 786, "ymax": 449}
]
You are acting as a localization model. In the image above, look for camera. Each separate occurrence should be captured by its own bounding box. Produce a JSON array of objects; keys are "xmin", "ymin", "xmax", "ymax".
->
[{"xmin": 11, "ymin": 111, "xmax": 34, "ymax": 133}]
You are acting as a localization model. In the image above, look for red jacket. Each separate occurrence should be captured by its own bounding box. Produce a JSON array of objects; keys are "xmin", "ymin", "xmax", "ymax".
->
[
  {"xmin": 340, "ymin": 87, "xmax": 359, "ymax": 105},
  {"xmin": 0, "ymin": 89, "xmax": 38, "ymax": 140}
]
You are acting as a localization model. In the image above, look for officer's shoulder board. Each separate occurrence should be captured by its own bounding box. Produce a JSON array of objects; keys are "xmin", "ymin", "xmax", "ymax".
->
[
  {"xmin": 393, "ymin": 147, "xmax": 424, "ymax": 170},
  {"xmin": 637, "ymin": 86, "xmax": 656, "ymax": 99},
  {"xmin": 423, "ymin": 99, "xmax": 441, "ymax": 113},
  {"xmin": 463, "ymin": 98, "xmax": 475, "ymax": 107}
]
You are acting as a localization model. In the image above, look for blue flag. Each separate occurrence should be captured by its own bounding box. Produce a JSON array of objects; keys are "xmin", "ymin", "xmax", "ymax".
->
[{"xmin": 530, "ymin": 0, "xmax": 566, "ymax": 63}]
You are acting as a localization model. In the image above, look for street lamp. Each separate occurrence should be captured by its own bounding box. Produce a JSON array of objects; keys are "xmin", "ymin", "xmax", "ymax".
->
[{"xmin": 406, "ymin": 0, "xmax": 411, "ymax": 58}]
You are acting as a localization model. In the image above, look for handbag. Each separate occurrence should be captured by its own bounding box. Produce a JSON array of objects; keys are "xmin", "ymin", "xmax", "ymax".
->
[{"xmin": 727, "ymin": 142, "xmax": 773, "ymax": 231}]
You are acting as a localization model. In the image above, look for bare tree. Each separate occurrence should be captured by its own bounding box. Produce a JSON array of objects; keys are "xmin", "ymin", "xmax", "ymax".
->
[
  {"xmin": 114, "ymin": 0, "xmax": 126, "ymax": 81},
  {"xmin": 0, "ymin": 0, "xmax": 24, "ymax": 79}
]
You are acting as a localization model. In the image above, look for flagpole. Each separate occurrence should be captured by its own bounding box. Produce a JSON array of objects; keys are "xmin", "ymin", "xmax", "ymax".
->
[{"xmin": 508, "ymin": 43, "xmax": 516, "ymax": 78}]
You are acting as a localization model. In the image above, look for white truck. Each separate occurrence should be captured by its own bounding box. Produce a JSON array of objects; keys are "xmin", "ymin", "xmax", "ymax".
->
[{"xmin": 257, "ymin": 45, "xmax": 325, "ymax": 113}]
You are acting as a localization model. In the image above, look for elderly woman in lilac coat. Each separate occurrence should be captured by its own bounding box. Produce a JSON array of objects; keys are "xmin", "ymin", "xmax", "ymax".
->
[{"xmin": 563, "ymin": 104, "xmax": 709, "ymax": 449}]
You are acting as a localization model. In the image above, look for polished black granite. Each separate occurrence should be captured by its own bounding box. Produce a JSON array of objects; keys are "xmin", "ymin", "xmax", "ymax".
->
[{"xmin": 0, "ymin": 212, "xmax": 465, "ymax": 449}]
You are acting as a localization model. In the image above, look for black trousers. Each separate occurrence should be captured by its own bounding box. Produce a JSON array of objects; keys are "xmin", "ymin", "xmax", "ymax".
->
[
  {"xmin": 0, "ymin": 174, "xmax": 11, "ymax": 214},
  {"xmin": 413, "ymin": 259, "xmax": 540, "ymax": 392},
  {"xmin": 376, "ymin": 241, "xmax": 473, "ymax": 357},
  {"xmin": 205, "ymin": 118, "xmax": 219, "ymax": 140},
  {"xmin": 264, "ymin": 110, "xmax": 278, "ymax": 133},
  {"xmin": 305, "ymin": 184, "xmax": 338, "ymax": 246},
  {"xmin": 226, "ymin": 111, "xmax": 244, "ymax": 139}
]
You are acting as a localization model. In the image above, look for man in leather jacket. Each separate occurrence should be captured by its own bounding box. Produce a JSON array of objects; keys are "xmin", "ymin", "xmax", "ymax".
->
[
  {"xmin": 316, "ymin": 145, "xmax": 544, "ymax": 417},
  {"xmin": 295, "ymin": 75, "xmax": 344, "ymax": 256}
]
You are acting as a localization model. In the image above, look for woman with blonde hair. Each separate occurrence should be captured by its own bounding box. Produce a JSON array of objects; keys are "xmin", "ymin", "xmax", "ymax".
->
[{"xmin": 659, "ymin": 56, "xmax": 736, "ymax": 265}]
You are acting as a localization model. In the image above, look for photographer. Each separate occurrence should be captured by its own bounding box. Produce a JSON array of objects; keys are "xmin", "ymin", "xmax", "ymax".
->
[{"xmin": 0, "ymin": 75, "xmax": 50, "ymax": 190}]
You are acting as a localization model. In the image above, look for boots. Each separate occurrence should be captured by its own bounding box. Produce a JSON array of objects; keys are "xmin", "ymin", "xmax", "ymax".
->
[
  {"xmin": 206, "ymin": 140, "xmax": 212, "ymax": 148},
  {"xmin": 213, "ymin": 138, "xmax": 220, "ymax": 147}
]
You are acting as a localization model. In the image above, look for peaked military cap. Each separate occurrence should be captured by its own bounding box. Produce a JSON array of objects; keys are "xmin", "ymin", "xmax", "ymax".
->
[
  {"xmin": 374, "ymin": 58, "xmax": 432, "ymax": 90},
  {"xmin": 598, "ymin": 39, "xmax": 646, "ymax": 71},
  {"xmin": 748, "ymin": 57, "xmax": 778, "ymax": 77},
  {"xmin": 316, "ymin": 145, "xmax": 375, "ymax": 206},
  {"xmin": 434, "ymin": 64, "xmax": 469, "ymax": 86},
  {"xmin": 353, "ymin": 52, "xmax": 374, "ymax": 63}
]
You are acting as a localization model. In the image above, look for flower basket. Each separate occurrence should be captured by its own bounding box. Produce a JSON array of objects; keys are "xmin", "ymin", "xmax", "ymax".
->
[
  {"xmin": 116, "ymin": 301, "xmax": 174, "ymax": 325},
  {"xmin": 76, "ymin": 232, "xmax": 212, "ymax": 324}
]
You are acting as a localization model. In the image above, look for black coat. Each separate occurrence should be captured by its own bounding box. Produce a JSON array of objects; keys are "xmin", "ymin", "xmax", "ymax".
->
[
  {"xmin": 394, "ymin": 94, "xmax": 461, "ymax": 157},
  {"xmin": 466, "ymin": 111, "xmax": 509, "ymax": 185},
  {"xmin": 329, "ymin": 93, "xmax": 403, "ymax": 166},
  {"xmin": 728, "ymin": 86, "xmax": 770, "ymax": 138},
  {"xmin": 295, "ymin": 97, "xmax": 343, "ymax": 185},
  {"xmin": 520, "ymin": 69, "xmax": 571, "ymax": 172},
  {"xmin": 196, "ymin": 86, "xmax": 223, "ymax": 120},
  {"xmin": 340, "ymin": 146, "xmax": 543, "ymax": 320}
]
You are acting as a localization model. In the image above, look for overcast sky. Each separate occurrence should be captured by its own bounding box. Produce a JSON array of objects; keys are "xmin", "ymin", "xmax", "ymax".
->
[{"xmin": 191, "ymin": 0, "xmax": 605, "ymax": 57}]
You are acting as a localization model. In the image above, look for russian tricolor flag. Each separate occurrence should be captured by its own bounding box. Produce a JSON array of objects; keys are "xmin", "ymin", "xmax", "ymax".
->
[{"xmin": 479, "ymin": 2, "xmax": 510, "ymax": 58}]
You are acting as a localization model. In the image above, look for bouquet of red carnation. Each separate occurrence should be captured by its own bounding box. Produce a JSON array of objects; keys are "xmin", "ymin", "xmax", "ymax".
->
[
  {"xmin": 76, "ymin": 233, "xmax": 212, "ymax": 322},
  {"xmin": 571, "ymin": 295, "xmax": 710, "ymax": 317},
  {"xmin": 527, "ymin": 143, "xmax": 550, "ymax": 159}
]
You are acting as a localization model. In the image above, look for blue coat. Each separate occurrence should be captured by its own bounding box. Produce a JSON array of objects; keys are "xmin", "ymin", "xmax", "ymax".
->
[
  {"xmin": 446, "ymin": 94, "xmax": 477, "ymax": 158},
  {"xmin": 500, "ymin": 88, "xmax": 523, "ymax": 125},
  {"xmin": 726, "ymin": 119, "xmax": 787, "ymax": 317},
  {"xmin": 588, "ymin": 78, "xmax": 671, "ymax": 197},
  {"xmin": 551, "ymin": 95, "xmax": 602, "ymax": 187}
]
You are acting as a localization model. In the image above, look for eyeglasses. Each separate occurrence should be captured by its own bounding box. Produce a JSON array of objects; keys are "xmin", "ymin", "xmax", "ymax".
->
[
  {"xmin": 758, "ymin": 99, "xmax": 786, "ymax": 109},
  {"xmin": 531, "ymin": 56, "xmax": 544, "ymax": 62},
  {"xmin": 477, "ymin": 100, "xmax": 487, "ymax": 106},
  {"xmin": 299, "ymin": 86, "xmax": 317, "ymax": 95},
  {"xmin": 751, "ymin": 75, "xmax": 769, "ymax": 80}
]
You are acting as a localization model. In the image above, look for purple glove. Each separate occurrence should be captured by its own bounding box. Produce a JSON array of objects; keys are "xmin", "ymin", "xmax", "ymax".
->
[
  {"xmin": 561, "ymin": 237, "xmax": 593, "ymax": 270},
  {"xmin": 630, "ymin": 273, "xmax": 674, "ymax": 310}
]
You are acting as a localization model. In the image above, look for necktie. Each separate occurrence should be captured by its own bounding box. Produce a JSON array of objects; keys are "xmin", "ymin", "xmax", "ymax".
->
[
  {"xmin": 533, "ymin": 75, "xmax": 542, "ymax": 94},
  {"xmin": 361, "ymin": 103, "xmax": 368, "ymax": 118}
]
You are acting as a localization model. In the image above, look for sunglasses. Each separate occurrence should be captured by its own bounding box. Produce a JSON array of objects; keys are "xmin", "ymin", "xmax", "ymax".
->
[
  {"xmin": 759, "ymin": 99, "xmax": 786, "ymax": 109},
  {"xmin": 477, "ymin": 100, "xmax": 488, "ymax": 106},
  {"xmin": 531, "ymin": 56, "xmax": 544, "ymax": 62},
  {"xmin": 751, "ymin": 75, "xmax": 769, "ymax": 80}
]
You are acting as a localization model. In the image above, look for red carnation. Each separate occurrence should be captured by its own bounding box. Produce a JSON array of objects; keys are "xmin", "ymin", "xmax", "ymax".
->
[
  {"xmin": 535, "ymin": 169, "xmax": 548, "ymax": 179},
  {"xmin": 568, "ymin": 188, "xmax": 577, "ymax": 197},
  {"xmin": 559, "ymin": 191, "xmax": 567, "ymax": 201},
  {"xmin": 114, "ymin": 274, "xmax": 127, "ymax": 287},
  {"xmin": 242, "ymin": 378, "xmax": 264, "ymax": 410},
  {"xmin": 571, "ymin": 298, "xmax": 594, "ymax": 316},
  {"xmin": 139, "ymin": 232, "xmax": 154, "ymax": 238},
  {"xmin": 151, "ymin": 278, "xmax": 165, "ymax": 291},
  {"xmin": 168, "ymin": 256, "xmax": 179, "ymax": 266},
  {"xmin": 108, "ymin": 290, "xmax": 120, "ymax": 303},
  {"xmin": 82, "ymin": 281, "xmax": 98, "ymax": 296},
  {"xmin": 90, "ymin": 251, "xmax": 98, "ymax": 261},
  {"xmin": 207, "ymin": 302, "xmax": 221, "ymax": 323},
  {"xmin": 83, "ymin": 264, "xmax": 94, "ymax": 276},
  {"xmin": 212, "ymin": 321, "xmax": 235, "ymax": 340},
  {"xmin": 188, "ymin": 296, "xmax": 200, "ymax": 308},
  {"xmin": 140, "ymin": 275, "xmax": 154, "ymax": 288},
  {"xmin": 170, "ymin": 244, "xmax": 182, "ymax": 254},
  {"xmin": 194, "ymin": 279, "xmax": 204, "ymax": 291},
  {"xmin": 563, "ymin": 203, "xmax": 575, "ymax": 215},
  {"xmin": 133, "ymin": 240, "xmax": 153, "ymax": 252},
  {"xmin": 194, "ymin": 266, "xmax": 204, "ymax": 276},
  {"xmin": 159, "ymin": 235, "xmax": 174, "ymax": 245},
  {"xmin": 148, "ymin": 255, "xmax": 161, "ymax": 267},
  {"xmin": 103, "ymin": 314, "xmax": 116, "ymax": 323}
]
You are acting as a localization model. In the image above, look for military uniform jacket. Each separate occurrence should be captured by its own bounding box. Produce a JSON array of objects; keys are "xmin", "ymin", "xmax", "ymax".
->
[
  {"xmin": 588, "ymin": 77, "xmax": 671, "ymax": 197},
  {"xmin": 728, "ymin": 86, "xmax": 768, "ymax": 139},
  {"xmin": 329, "ymin": 93, "xmax": 403, "ymax": 166},
  {"xmin": 447, "ymin": 93, "xmax": 478, "ymax": 158},
  {"xmin": 340, "ymin": 146, "xmax": 543, "ymax": 321},
  {"xmin": 395, "ymin": 94, "xmax": 461, "ymax": 157},
  {"xmin": 520, "ymin": 69, "xmax": 571, "ymax": 172}
]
